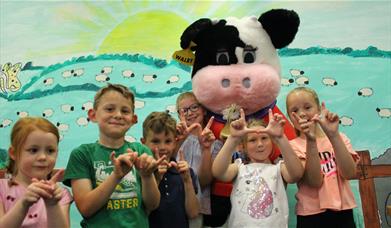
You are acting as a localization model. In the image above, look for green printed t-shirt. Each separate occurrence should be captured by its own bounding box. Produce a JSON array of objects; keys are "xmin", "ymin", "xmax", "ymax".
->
[{"xmin": 63, "ymin": 141, "xmax": 153, "ymax": 228}]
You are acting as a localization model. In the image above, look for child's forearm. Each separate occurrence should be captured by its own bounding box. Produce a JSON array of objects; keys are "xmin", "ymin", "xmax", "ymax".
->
[
  {"xmin": 197, "ymin": 146, "xmax": 213, "ymax": 188},
  {"xmin": 212, "ymin": 136, "xmax": 239, "ymax": 181},
  {"xmin": 275, "ymin": 136, "xmax": 304, "ymax": 182},
  {"xmin": 46, "ymin": 204, "xmax": 70, "ymax": 228},
  {"xmin": 141, "ymin": 174, "xmax": 160, "ymax": 212},
  {"xmin": 302, "ymin": 139, "xmax": 323, "ymax": 188},
  {"xmin": 328, "ymin": 134, "xmax": 357, "ymax": 179},
  {"xmin": 74, "ymin": 174, "xmax": 121, "ymax": 217},
  {"xmin": 154, "ymin": 169, "xmax": 164, "ymax": 185},
  {"xmin": 0, "ymin": 200, "xmax": 29, "ymax": 228},
  {"xmin": 183, "ymin": 178, "xmax": 200, "ymax": 219}
]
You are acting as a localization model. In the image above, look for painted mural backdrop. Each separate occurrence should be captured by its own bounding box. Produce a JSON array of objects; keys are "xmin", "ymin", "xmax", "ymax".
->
[{"xmin": 1, "ymin": 1, "xmax": 390, "ymax": 227}]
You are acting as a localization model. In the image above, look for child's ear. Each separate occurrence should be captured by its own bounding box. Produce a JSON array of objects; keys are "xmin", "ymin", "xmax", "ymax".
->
[
  {"xmin": 132, "ymin": 114, "xmax": 138, "ymax": 124},
  {"xmin": 140, "ymin": 137, "xmax": 146, "ymax": 144},
  {"xmin": 8, "ymin": 147, "xmax": 15, "ymax": 160},
  {"xmin": 87, "ymin": 109, "xmax": 97, "ymax": 122}
]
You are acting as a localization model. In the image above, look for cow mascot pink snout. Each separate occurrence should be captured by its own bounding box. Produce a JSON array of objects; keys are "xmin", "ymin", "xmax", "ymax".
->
[
  {"xmin": 176, "ymin": 9, "xmax": 300, "ymax": 227},
  {"xmin": 179, "ymin": 9, "xmax": 300, "ymax": 162}
]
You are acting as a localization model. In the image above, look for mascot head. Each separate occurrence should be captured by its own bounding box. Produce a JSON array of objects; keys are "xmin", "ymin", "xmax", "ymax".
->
[{"xmin": 178, "ymin": 9, "xmax": 299, "ymax": 117}]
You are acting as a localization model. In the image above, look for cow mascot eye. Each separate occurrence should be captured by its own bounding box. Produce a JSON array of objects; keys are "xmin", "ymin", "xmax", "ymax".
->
[
  {"xmin": 243, "ymin": 48, "xmax": 256, "ymax": 63},
  {"xmin": 174, "ymin": 9, "xmax": 301, "ymax": 228},
  {"xmin": 176, "ymin": 8, "xmax": 300, "ymax": 160},
  {"xmin": 216, "ymin": 50, "xmax": 230, "ymax": 65}
]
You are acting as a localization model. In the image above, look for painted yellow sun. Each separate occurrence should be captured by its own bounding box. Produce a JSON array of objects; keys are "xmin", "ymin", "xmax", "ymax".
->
[
  {"xmin": 97, "ymin": 11, "xmax": 189, "ymax": 60},
  {"xmin": 22, "ymin": 1, "xmax": 267, "ymax": 61}
]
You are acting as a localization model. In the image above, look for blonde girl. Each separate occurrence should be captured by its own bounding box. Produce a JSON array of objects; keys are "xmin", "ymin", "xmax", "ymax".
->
[
  {"xmin": 212, "ymin": 109, "xmax": 303, "ymax": 227},
  {"xmin": 0, "ymin": 117, "xmax": 72, "ymax": 228},
  {"xmin": 286, "ymin": 87, "xmax": 359, "ymax": 228}
]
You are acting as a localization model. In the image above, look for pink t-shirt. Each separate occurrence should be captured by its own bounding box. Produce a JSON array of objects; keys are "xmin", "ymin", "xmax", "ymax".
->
[
  {"xmin": 290, "ymin": 133, "xmax": 359, "ymax": 216},
  {"xmin": 0, "ymin": 179, "xmax": 73, "ymax": 228}
]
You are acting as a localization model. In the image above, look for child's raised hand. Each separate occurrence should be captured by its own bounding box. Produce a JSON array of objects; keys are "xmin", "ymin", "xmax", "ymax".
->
[
  {"xmin": 110, "ymin": 149, "xmax": 138, "ymax": 179},
  {"xmin": 176, "ymin": 115, "xmax": 202, "ymax": 142},
  {"xmin": 257, "ymin": 109, "xmax": 285, "ymax": 139},
  {"xmin": 198, "ymin": 116, "xmax": 216, "ymax": 149},
  {"xmin": 152, "ymin": 147, "xmax": 169, "ymax": 181},
  {"xmin": 176, "ymin": 118, "xmax": 189, "ymax": 142},
  {"xmin": 42, "ymin": 169, "xmax": 65, "ymax": 206},
  {"xmin": 135, "ymin": 153, "xmax": 166, "ymax": 177},
  {"xmin": 174, "ymin": 149, "xmax": 191, "ymax": 181},
  {"xmin": 22, "ymin": 180, "xmax": 53, "ymax": 207},
  {"xmin": 312, "ymin": 102, "xmax": 339, "ymax": 137},
  {"xmin": 292, "ymin": 111, "xmax": 316, "ymax": 141},
  {"xmin": 230, "ymin": 108, "xmax": 257, "ymax": 138}
]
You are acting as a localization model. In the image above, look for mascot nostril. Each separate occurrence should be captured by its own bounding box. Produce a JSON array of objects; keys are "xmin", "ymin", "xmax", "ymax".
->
[
  {"xmin": 242, "ymin": 77, "xmax": 251, "ymax": 88},
  {"xmin": 221, "ymin": 79, "xmax": 230, "ymax": 88},
  {"xmin": 175, "ymin": 8, "xmax": 299, "ymax": 161}
]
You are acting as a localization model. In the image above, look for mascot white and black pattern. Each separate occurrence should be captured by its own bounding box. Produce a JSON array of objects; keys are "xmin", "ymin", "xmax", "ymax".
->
[{"xmin": 177, "ymin": 9, "xmax": 299, "ymax": 161}]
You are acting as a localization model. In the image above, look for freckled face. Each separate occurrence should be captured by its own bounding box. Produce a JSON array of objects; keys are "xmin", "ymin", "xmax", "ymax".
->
[{"xmin": 16, "ymin": 130, "xmax": 58, "ymax": 181}]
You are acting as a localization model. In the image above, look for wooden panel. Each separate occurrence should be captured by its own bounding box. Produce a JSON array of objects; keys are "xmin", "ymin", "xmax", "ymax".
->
[
  {"xmin": 358, "ymin": 177, "xmax": 381, "ymax": 228},
  {"xmin": 356, "ymin": 150, "xmax": 381, "ymax": 228},
  {"xmin": 365, "ymin": 165, "xmax": 391, "ymax": 178}
]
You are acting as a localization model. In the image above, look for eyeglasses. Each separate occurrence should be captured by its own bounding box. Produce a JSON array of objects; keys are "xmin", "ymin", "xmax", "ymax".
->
[{"xmin": 178, "ymin": 103, "xmax": 200, "ymax": 115}]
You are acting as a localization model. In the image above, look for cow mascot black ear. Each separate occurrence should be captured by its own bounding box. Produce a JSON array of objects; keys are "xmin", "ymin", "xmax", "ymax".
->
[{"xmin": 176, "ymin": 9, "xmax": 299, "ymax": 162}]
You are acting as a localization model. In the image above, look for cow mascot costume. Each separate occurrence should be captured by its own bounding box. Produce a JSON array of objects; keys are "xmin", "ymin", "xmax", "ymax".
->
[{"xmin": 174, "ymin": 9, "xmax": 299, "ymax": 226}]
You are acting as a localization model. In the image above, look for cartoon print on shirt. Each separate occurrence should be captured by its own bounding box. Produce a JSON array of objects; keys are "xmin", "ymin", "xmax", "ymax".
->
[
  {"xmin": 94, "ymin": 160, "xmax": 138, "ymax": 199},
  {"xmin": 234, "ymin": 167, "xmax": 274, "ymax": 219},
  {"xmin": 319, "ymin": 151, "xmax": 337, "ymax": 177}
]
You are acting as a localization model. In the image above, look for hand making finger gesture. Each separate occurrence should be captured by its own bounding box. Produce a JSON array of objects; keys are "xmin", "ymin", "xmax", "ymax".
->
[
  {"xmin": 41, "ymin": 169, "xmax": 65, "ymax": 206},
  {"xmin": 229, "ymin": 108, "xmax": 258, "ymax": 139},
  {"xmin": 291, "ymin": 111, "xmax": 317, "ymax": 141},
  {"xmin": 176, "ymin": 115, "xmax": 202, "ymax": 142},
  {"xmin": 198, "ymin": 116, "xmax": 216, "ymax": 149},
  {"xmin": 135, "ymin": 153, "xmax": 166, "ymax": 177},
  {"xmin": 110, "ymin": 148, "xmax": 138, "ymax": 179},
  {"xmin": 312, "ymin": 102, "xmax": 340, "ymax": 137},
  {"xmin": 22, "ymin": 178, "xmax": 54, "ymax": 208},
  {"xmin": 152, "ymin": 147, "xmax": 170, "ymax": 182},
  {"xmin": 174, "ymin": 149, "xmax": 191, "ymax": 182},
  {"xmin": 257, "ymin": 109, "xmax": 286, "ymax": 139}
]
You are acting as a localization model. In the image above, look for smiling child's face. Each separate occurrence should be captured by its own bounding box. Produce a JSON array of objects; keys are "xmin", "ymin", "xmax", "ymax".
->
[
  {"xmin": 245, "ymin": 127, "xmax": 273, "ymax": 164},
  {"xmin": 143, "ymin": 130, "xmax": 176, "ymax": 161}
]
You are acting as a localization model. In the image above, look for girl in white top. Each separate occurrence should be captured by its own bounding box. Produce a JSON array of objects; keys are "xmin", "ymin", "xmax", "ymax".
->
[{"xmin": 212, "ymin": 109, "xmax": 303, "ymax": 228}]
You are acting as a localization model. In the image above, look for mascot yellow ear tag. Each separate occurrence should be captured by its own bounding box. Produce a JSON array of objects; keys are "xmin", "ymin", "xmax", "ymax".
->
[{"xmin": 172, "ymin": 42, "xmax": 196, "ymax": 66}]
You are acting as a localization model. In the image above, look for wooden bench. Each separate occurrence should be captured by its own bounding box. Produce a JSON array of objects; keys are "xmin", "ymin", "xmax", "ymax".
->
[{"xmin": 0, "ymin": 150, "xmax": 390, "ymax": 227}]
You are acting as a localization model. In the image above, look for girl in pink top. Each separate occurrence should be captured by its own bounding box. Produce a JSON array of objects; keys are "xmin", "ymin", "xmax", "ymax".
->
[
  {"xmin": 0, "ymin": 117, "xmax": 72, "ymax": 228},
  {"xmin": 286, "ymin": 87, "xmax": 359, "ymax": 228}
]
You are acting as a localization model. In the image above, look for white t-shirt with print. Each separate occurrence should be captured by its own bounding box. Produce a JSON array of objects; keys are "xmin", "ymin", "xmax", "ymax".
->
[{"xmin": 228, "ymin": 160, "xmax": 289, "ymax": 228}]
